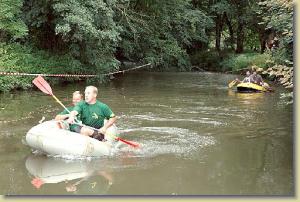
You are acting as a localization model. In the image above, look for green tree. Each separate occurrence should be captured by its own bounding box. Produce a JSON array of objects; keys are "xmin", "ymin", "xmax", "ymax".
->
[
  {"xmin": 0, "ymin": 0, "xmax": 28, "ymax": 41},
  {"xmin": 23, "ymin": 0, "xmax": 121, "ymax": 73},
  {"xmin": 115, "ymin": 0, "xmax": 212, "ymax": 70},
  {"xmin": 258, "ymin": 0, "xmax": 293, "ymax": 64}
]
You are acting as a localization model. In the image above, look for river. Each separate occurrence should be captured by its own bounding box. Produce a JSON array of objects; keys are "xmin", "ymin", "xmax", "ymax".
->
[{"xmin": 0, "ymin": 72, "xmax": 294, "ymax": 195}]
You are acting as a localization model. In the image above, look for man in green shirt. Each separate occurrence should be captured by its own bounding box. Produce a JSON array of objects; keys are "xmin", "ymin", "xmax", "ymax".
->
[
  {"xmin": 55, "ymin": 91, "xmax": 83, "ymax": 132},
  {"xmin": 67, "ymin": 86, "xmax": 117, "ymax": 141}
]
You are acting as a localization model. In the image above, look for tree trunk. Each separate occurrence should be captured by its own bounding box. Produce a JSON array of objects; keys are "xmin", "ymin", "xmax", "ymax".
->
[
  {"xmin": 259, "ymin": 30, "xmax": 266, "ymax": 53},
  {"xmin": 215, "ymin": 13, "xmax": 223, "ymax": 52},
  {"xmin": 236, "ymin": 17, "xmax": 244, "ymax": 53},
  {"xmin": 223, "ymin": 12, "xmax": 235, "ymax": 50}
]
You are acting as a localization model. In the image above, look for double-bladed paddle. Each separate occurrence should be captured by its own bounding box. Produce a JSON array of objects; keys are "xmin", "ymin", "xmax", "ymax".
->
[{"xmin": 228, "ymin": 80, "xmax": 237, "ymax": 88}]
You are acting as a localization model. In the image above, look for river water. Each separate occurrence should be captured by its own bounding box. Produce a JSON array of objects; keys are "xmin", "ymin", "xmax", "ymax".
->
[{"xmin": 0, "ymin": 72, "xmax": 293, "ymax": 195}]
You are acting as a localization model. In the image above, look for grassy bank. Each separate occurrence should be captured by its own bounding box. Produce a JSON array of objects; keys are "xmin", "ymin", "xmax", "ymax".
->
[
  {"xmin": 190, "ymin": 49, "xmax": 271, "ymax": 72},
  {"xmin": 220, "ymin": 52, "xmax": 271, "ymax": 72}
]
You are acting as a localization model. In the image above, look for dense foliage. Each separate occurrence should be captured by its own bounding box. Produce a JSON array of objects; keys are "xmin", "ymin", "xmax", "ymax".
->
[
  {"xmin": 0, "ymin": 0, "xmax": 28, "ymax": 40},
  {"xmin": 0, "ymin": 42, "xmax": 84, "ymax": 91},
  {"xmin": 115, "ymin": 0, "xmax": 213, "ymax": 70},
  {"xmin": 0, "ymin": 0, "xmax": 294, "ymax": 91},
  {"xmin": 258, "ymin": 0, "xmax": 293, "ymax": 64}
]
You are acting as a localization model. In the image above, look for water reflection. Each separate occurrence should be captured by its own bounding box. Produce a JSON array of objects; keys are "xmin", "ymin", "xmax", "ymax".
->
[
  {"xmin": 236, "ymin": 92, "xmax": 264, "ymax": 100},
  {"xmin": 228, "ymin": 89, "xmax": 264, "ymax": 99},
  {"xmin": 25, "ymin": 154, "xmax": 117, "ymax": 194}
]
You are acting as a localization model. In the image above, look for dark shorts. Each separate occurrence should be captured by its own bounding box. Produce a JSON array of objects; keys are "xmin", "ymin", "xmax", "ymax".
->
[
  {"xmin": 90, "ymin": 127, "xmax": 105, "ymax": 141},
  {"xmin": 70, "ymin": 125, "xmax": 82, "ymax": 133},
  {"xmin": 72, "ymin": 125, "xmax": 105, "ymax": 141},
  {"xmin": 91, "ymin": 133, "xmax": 105, "ymax": 141}
]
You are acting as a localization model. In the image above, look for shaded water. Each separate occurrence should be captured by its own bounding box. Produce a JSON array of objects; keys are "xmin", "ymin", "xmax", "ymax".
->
[{"xmin": 0, "ymin": 72, "xmax": 293, "ymax": 195}]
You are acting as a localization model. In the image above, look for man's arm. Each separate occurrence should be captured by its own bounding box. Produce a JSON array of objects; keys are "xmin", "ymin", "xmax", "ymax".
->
[
  {"xmin": 55, "ymin": 114, "xmax": 69, "ymax": 121},
  {"xmin": 235, "ymin": 78, "xmax": 241, "ymax": 83},
  {"xmin": 55, "ymin": 108, "xmax": 71, "ymax": 121},
  {"xmin": 99, "ymin": 116, "xmax": 117, "ymax": 134},
  {"xmin": 258, "ymin": 75, "xmax": 264, "ymax": 85},
  {"xmin": 67, "ymin": 110, "xmax": 79, "ymax": 124},
  {"xmin": 66, "ymin": 101, "xmax": 83, "ymax": 123}
]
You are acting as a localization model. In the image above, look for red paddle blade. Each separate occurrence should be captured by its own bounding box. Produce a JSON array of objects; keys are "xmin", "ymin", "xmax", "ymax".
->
[
  {"xmin": 116, "ymin": 137, "xmax": 140, "ymax": 148},
  {"xmin": 32, "ymin": 76, "xmax": 53, "ymax": 95},
  {"xmin": 31, "ymin": 177, "xmax": 44, "ymax": 189}
]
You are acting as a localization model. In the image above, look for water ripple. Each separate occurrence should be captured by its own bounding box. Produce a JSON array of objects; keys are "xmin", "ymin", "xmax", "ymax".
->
[
  {"xmin": 119, "ymin": 126, "xmax": 216, "ymax": 158},
  {"xmin": 129, "ymin": 115, "xmax": 225, "ymax": 126}
]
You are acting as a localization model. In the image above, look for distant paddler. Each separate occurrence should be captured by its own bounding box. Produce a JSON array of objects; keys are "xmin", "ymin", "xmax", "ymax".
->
[
  {"xmin": 235, "ymin": 71, "xmax": 252, "ymax": 84},
  {"xmin": 228, "ymin": 70, "xmax": 251, "ymax": 88}
]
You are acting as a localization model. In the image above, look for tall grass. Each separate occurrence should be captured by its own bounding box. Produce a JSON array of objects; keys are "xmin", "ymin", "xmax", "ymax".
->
[{"xmin": 220, "ymin": 52, "xmax": 271, "ymax": 72}]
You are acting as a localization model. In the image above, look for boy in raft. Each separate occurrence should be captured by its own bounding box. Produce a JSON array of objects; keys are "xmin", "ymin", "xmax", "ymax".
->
[
  {"xmin": 55, "ymin": 91, "xmax": 83, "ymax": 132},
  {"xmin": 235, "ymin": 71, "xmax": 252, "ymax": 83},
  {"xmin": 67, "ymin": 86, "xmax": 117, "ymax": 142}
]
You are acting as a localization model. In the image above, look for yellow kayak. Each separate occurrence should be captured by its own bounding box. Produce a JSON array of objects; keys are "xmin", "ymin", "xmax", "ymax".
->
[{"xmin": 236, "ymin": 82, "xmax": 267, "ymax": 92}]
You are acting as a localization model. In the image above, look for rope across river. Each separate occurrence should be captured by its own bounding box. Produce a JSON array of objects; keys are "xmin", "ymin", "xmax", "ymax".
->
[
  {"xmin": 0, "ymin": 63, "xmax": 151, "ymax": 78},
  {"xmin": 0, "ymin": 63, "xmax": 151, "ymax": 124}
]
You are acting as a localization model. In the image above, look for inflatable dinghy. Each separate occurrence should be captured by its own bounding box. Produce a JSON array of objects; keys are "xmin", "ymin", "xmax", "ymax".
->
[
  {"xmin": 26, "ymin": 120, "xmax": 119, "ymax": 157},
  {"xmin": 236, "ymin": 82, "xmax": 267, "ymax": 93}
]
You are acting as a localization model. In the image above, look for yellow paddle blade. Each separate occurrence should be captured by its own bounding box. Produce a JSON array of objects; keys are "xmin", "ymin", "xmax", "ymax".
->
[{"xmin": 228, "ymin": 80, "xmax": 237, "ymax": 88}]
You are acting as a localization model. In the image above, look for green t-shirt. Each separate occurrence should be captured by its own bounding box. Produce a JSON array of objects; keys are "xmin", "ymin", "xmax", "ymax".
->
[
  {"xmin": 73, "ymin": 100, "xmax": 115, "ymax": 129},
  {"xmin": 59, "ymin": 106, "xmax": 81, "ymax": 132}
]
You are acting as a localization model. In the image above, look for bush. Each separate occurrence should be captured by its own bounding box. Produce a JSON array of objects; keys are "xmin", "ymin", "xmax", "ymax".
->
[
  {"xmin": 190, "ymin": 49, "xmax": 222, "ymax": 71},
  {"xmin": 0, "ymin": 42, "xmax": 85, "ymax": 92},
  {"xmin": 220, "ymin": 52, "xmax": 271, "ymax": 72}
]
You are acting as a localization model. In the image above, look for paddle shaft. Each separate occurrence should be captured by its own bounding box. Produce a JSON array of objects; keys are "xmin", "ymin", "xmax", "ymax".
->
[{"xmin": 52, "ymin": 95, "xmax": 71, "ymax": 114}]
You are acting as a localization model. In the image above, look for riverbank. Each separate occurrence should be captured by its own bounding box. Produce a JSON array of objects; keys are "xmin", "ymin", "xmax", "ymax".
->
[
  {"xmin": 190, "ymin": 49, "xmax": 272, "ymax": 72},
  {"xmin": 0, "ymin": 43, "xmax": 293, "ymax": 99},
  {"xmin": 0, "ymin": 43, "xmax": 152, "ymax": 92}
]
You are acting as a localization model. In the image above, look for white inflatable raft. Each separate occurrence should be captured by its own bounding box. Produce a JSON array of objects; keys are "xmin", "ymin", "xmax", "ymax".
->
[{"xmin": 26, "ymin": 120, "xmax": 119, "ymax": 157}]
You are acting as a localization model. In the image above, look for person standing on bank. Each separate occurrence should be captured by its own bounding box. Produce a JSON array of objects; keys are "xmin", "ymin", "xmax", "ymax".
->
[{"xmin": 67, "ymin": 86, "xmax": 117, "ymax": 141}]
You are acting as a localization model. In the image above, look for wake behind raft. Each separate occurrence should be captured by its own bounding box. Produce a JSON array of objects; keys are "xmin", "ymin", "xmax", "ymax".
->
[{"xmin": 26, "ymin": 120, "xmax": 121, "ymax": 157}]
